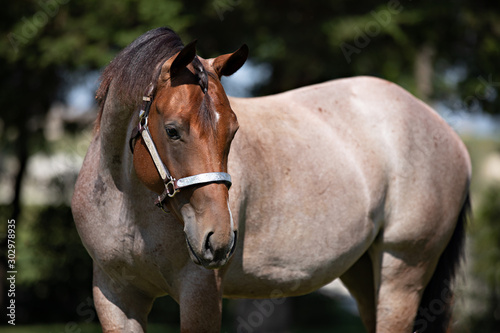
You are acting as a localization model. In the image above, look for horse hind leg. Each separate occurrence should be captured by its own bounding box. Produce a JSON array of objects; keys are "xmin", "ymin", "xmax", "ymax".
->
[
  {"xmin": 341, "ymin": 248, "xmax": 426, "ymax": 333},
  {"xmin": 373, "ymin": 195, "xmax": 469, "ymax": 333},
  {"xmin": 372, "ymin": 247, "xmax": 433, "ymax": 333},
  {"xmin": 413, "ymin": 195, "xmax": 469, "ymax": 333},
  {"xmin": 340, "ymin": 252, "xmax": 376, "ymax": 333}
]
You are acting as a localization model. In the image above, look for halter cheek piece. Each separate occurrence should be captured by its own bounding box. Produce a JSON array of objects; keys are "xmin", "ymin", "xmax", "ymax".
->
[{"xmin": 129, "ymin": 82, "xmax": 232, "ymax": 211}]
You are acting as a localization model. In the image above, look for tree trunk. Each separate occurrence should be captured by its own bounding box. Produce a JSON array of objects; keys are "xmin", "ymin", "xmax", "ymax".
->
[
  {"xmin": 11, "ymin": 130, "xmax": 28, "ymax": 222},
  {"xmin": 1, "ymin": 124, "xmax": 28, "ymax": 310},
  {"xmin": 415, "ymin": 44, "xmax": 435, "ymax": 101}
]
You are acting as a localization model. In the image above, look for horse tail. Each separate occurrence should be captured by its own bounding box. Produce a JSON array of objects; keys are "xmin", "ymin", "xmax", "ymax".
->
[{"xmin": 413, "ymin": 192, "xmax": 471, "ymax": 333}]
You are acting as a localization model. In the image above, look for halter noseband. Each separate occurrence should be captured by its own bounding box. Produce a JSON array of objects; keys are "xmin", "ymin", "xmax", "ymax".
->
[{"xmin": 129, "ymin": 82, "xmax": 232, "ymax": 211}]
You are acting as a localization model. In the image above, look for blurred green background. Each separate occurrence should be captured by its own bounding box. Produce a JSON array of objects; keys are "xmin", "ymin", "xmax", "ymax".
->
[{"xmin": 1, "ymin": 0, "xmax": 500, "ymax": 332}]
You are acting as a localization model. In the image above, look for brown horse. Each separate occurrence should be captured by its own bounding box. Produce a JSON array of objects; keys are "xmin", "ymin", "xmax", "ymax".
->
[{"xmin": 72, "ymin": 27, "xmax": 471, "ymax": 333}]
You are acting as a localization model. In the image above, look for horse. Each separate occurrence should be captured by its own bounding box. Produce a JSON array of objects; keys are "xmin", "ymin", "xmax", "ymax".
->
[{"xmin": 72, "ymin": 27, "xmax": 471, "ymax": 333}]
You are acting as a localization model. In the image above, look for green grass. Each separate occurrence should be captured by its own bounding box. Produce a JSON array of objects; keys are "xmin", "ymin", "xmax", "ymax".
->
[
  {"xmin": 0, "ymin": 323, "xmax": 364, "ymax": 333},
  {"xmin": 0, "ymin": 323, "xmax": 179, "ymax": 333},
  {"xmin": 0, "ymin": 323, "xmax": 102, "ymax": 333}
]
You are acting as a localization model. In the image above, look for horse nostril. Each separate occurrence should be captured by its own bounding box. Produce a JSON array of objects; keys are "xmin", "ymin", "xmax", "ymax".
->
[{"xmin": 204, "ymin": 232, "xmax": 215, "ymax": 258}]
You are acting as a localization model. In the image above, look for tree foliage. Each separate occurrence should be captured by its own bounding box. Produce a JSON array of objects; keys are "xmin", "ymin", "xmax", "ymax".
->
[
  {"xmin": 3, "ymin": 0, "xmax": 497, "ymax": 219},
  {"xmin": 2, "ymin": 0, "xmax": 500, "ymax": 111}
]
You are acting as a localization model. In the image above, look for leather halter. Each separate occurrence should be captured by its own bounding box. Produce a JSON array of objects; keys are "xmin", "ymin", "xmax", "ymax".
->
[{"xmin": 129, "ymin": 82, "xmax": 232, "ymax": 211}]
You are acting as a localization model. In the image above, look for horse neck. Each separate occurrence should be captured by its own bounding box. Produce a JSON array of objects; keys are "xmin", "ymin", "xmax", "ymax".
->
[{"xmin": 98, "ymin": 84, "xmax": 138, "ymax": 188}]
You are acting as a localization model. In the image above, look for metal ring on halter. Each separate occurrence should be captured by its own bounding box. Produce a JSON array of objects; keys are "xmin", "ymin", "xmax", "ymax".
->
[
  {"xmin": 166, "ymin": 179, "xmax": 180, "ymax": 198},
  {"xmin": 140, "ymin": 113, "xmax": 148, "ymax": 128}
]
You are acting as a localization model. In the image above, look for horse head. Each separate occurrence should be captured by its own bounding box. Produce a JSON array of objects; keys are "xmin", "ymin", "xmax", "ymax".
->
[{"xmin": 132, "ymin": 41, "xmax": 248, "ymax": 269}]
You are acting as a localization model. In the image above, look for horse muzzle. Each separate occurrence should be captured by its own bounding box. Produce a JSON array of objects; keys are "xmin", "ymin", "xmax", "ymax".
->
[
  {"xmin": 185, "ymin": 230, "xmax": 237, "ymax": 269},
  {"xmin": 181, "ymin": 203, "xmax": 237, "ymax": 269}
]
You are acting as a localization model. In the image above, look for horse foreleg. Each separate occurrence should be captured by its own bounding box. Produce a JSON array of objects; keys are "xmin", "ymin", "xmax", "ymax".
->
[
  {"xmin": 93, "ymin": 264, "xmax": 154, "ymax": 333},
  {"xmin": 177, "ymin": 267, "xmax": 223, "ymax": 333}
]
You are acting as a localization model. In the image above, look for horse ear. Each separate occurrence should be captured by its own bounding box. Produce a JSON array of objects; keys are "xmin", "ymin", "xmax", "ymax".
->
[
  {"xmin": 212, "ymin": 44, "xmax": 249, "ymax": 78},
  {"xmin": 160, "ymin": 40, "xmax": 197, "ymax": 81}
]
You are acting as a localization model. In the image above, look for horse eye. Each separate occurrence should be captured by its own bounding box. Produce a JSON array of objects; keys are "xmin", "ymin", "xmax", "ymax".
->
[{"xmin": 166, "ymin": 126, "xmax": 180, "ymax": 140}]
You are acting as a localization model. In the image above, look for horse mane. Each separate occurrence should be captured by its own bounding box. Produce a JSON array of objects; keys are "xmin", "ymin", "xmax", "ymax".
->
[{"xmin": 94, "ymin": 27, "xmax": 184, "ymax": 131}]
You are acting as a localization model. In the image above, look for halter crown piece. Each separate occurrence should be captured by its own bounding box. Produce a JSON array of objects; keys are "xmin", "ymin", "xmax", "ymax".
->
[{"xmin": 129, "ymin": 82, "xmax": 232, "ymax": 212}]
